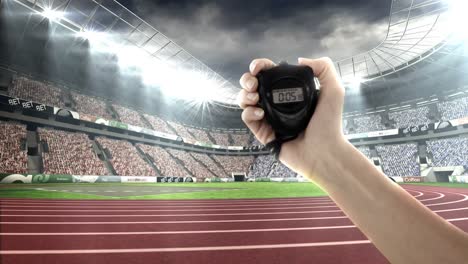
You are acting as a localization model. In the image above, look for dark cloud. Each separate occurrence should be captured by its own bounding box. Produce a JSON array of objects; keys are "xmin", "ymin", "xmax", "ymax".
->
[{"xmin": 124, "ymin": 0, "xmax": 391, "ymax": 82}]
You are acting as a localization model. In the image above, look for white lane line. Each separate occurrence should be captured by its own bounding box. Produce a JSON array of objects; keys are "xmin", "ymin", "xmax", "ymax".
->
[
  {"xmin": 0, "ymin": 210, "xmax": 344, "ymax": 217},
  {"xmin": 0, "ymin": 202, "xmax": 335, "ymax": 209},
  {"xmin": 434, "ymin": 207, "xmax": 468, "ymax": 213},
  {"xmin": 446, "ymin": 217, "xmax": 468, "ymax": 222},
  {"xmin": 404, "ymin": 188, "xmax": 468, "ymax": 206},
  {"xmin": 0, "ymin": 240, "xmax": 372, "ymax": 255},
  {"xmin": 418, "ymin": 192, "xmax": 445, "ymax": 202},
  {"xmin": 0, "ymin": 225, "xmax": 357, "ymax": 236},
  {"xmin": 104, "ymin": 191, "xmax": 116, "ymax": 193},
  {"xmin": 72, "ymin": 191, "xmax": 82, "ymax": 193},
  {"xmin": 0, "ymin": 205, "xmax": 339, "ymax": 212},
  {"xmin": 406, "ymin": 190, "xmax": 424, "ymax": 198},
  {"xmin": 2, "ymin": 217, "xmax": 467, "ymax": 237},
  {"xmin": 426, "ymin": 193, "xmax": 468, "ymax": 207},
  {"xmin": 0, "ymin": 216, "xmax": 350, "ymax": 225}
]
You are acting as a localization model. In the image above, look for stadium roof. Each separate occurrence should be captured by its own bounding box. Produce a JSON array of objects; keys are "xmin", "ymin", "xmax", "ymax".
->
[
  {"xmin": 336, "ymin": 0, "xmax": 454, "ymax": 85},
  {"xmin": 9, "ymin": 0, "xmax": 460, "ymax": 106},
  {"xmin": 11, "ymin": 0, "xmax": 238, "ymax": 105}
]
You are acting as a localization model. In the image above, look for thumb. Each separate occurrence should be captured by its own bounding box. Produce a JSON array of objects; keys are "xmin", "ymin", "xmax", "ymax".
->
[{"xmin": 298, "ymin": 57, "xmax": 344, "ymax": 100}]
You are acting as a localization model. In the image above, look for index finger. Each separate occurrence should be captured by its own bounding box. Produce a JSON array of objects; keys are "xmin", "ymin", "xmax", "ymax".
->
[{"xmin": 249, "ymin": 58, "xmax": 276, "ymax": 76}]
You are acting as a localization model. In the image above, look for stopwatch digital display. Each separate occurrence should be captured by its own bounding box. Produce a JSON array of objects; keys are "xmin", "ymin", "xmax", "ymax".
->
[{"xmin": 257, "ymin": 62, "xmax": 319, "ymax": 142}]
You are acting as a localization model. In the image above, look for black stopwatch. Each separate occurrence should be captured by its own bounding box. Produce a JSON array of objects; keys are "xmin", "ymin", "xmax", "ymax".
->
[{"xmin": 257, "ymin": 62, "xmax": 319, "ymax": 149}]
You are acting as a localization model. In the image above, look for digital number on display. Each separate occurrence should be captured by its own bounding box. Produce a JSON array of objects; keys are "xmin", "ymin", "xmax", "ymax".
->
[{"xmin": 272, "ymin": 88, "xmax": 304, "ymax": 104}]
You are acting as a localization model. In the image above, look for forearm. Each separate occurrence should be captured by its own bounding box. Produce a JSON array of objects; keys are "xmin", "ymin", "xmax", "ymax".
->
[{"xmin": 307, "ymin": 139, "xmax": 468, "ymax": 264}]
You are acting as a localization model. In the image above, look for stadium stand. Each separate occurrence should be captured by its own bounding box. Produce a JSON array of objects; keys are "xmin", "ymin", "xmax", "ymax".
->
[
  {"xmin": 357, "ymin": 146, "xmax": 372, "ymax": 159},
  {"xmin": 0, "ymin": 121, "xmax": 27, "ymax": 174},
  {"xmin": 186, "ymin": 128, "xmax": 214, "ymax": 144},
  {"xmin": 39, "ymin": 128, "xmax": 108, "ymax": 175},
  {"xmin": 167, "ymin": 121, "xmax": 197, "ymax": 141},
  {"xmin": 376, "ymin": 143, "xmax": 420, "ymax": 177},
  {"xmin": 353, "ymin": 114, "xmax": 386, "ymax": 133},
  {"xmin": 211, "ymin": 155, "xmax": 254, "ymax": 174},
  {"xmin": 438, "ymin": 96, "xmax": 468, "ymax": 120},
  {"xmin": 190, "ymin": 152, "xmax": 227, "ymax": 177},
  {"xmin": 251, "ymin": 138, "xmax": 263, "ymax": 146},
  {"xmin": 231, "ymin": 133, "xmax": 251, "ymax": 146},
  {"xmin": 9, "ymin": 76, "xmax": 66, "ymax": 108},
  {"xmin": 427, "ymin": 137, "xmax": 468, "ymax": 167},
  {"xmin": 210, "ymin": 131, "xmax": 231, "ymax": 146},
  {"xmin": 248, "ymin": 155, "xmax": 275, "ymax": 178},
  {"xmin": 112, "ymin": 104, "xmax": 151, "ymax": 129},
  {"xmin": 138, "ymin": 144, "xmax": 188, "ymax": 177},
  {"xmin": 143, "ymin": 114, "xmax": 175, "ymax": 135},
  {"xmin": 342, "ymin": 119, "xmax": 351, "ymax": 134},
  {"xmin": 96, "ymin": 137, "xmax": 155, "ymax": 176},
  {"xmin": 71, "ymin": 92, "xmax": 113, "ymax": 120},
  {"xmin": 389, "ymin": 106, "xmax": 431, "ymax": 128},
  {"xmin": 268, "ymin": 162, "xmax": 297, "ymax": 178},
  {"xmin": 166, "ymin": 149, "xmax": 215, "ymax": 178}
]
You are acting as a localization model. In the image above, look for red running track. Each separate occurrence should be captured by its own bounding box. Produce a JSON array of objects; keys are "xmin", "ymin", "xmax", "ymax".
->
[{"xmin": 1, "ymin": 185, "xmax": 468, "ymax": 264}]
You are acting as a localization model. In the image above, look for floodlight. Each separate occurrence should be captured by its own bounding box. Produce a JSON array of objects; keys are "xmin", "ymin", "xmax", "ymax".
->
[
  {"xmin": 344, "ymin": 77, "xmax": 367, "ymax": 91},
  {"xmin": 142, "ymin": 66, "xmax": 218, "ymax": 103},
  {"xmin": 41, "ymin": 8, "xmax": 64, "ymax": 21},
  {"xmin": 447, "ymin": 0, "xmax": 468, "ymax": 39}
]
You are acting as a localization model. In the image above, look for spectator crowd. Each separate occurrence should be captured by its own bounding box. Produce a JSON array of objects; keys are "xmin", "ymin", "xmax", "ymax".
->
[
  {"xmin": 40, "ymin": 128, "xmax": 108, "ymax": 175},
  {"xmin": 97, "ymin": 137, "xmax": 155, "ymax": 176},
  {"xmin": 438, "ymin": 97, "xmax": 468, "ymax": 121},
  {"xmin": 389, "ymin": 106, "xmax": 431, "ymax": 129},
  {"xmin": 376, "ymin": 143, "xmax": 420, "ymax": 177},
  {"xmin": 10, "ymin": 77, "xmax": 66, "ymax": 108},
  {"xmin": 0, "ymin": 121, "xmax": 27, "ymax": 174},
  {"xmin": 211, "ymin": 155, "xmax": 254, "ymax": 174},
  {"xmin": 71, "ymin": 92, "xmax": 113, "ymax": 120},
  {"xmin": 248, "ymin": 155, "xmax": 275, "ymax": 178},
  {"xmin": 137, "ymin": 144, "xmax": 188, "ymax": 177},
  {"xmin": 167, "ymin": 149, "xmax": 215, "ymax": 178},
  {"xmin": 427, "ymin": 137, "xmax": 468, "ymax": 168},
  {"xmin": 112, "ymin": 104, "xmax": 151, "ymax": 129},
  {"xmin": 352, "ymin": 114, "xmax": 387, "ymax": 134}
]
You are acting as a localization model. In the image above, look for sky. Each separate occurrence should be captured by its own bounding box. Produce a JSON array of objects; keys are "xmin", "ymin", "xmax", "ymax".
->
[{"xmin": 119, "ymin": 0, "xmax": 392, "ymax": 83}]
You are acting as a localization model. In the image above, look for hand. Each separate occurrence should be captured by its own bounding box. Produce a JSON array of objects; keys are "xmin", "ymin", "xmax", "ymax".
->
[{"xmin": 238, "ymin": 57, "xmax": 347, "ymax": 180}]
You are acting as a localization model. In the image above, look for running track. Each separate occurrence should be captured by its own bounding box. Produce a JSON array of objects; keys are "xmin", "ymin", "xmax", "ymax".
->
[{"xmin": 1, "ymin": 185, "xmax": 468, "ymax": 264}]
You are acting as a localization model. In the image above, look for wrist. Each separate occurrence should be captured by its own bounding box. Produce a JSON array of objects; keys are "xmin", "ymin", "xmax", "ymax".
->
[{"xmin": 302, "ymin": 136, "xmax": 351, "ymax": 185}]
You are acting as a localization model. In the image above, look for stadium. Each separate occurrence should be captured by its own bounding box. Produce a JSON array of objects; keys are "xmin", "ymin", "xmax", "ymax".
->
[{"xmin": 0, "ymin": 0, "xmax": 467, "ymax": 263}]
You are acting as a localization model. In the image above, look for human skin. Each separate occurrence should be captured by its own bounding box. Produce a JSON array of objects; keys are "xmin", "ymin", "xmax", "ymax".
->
[{"xmin": 237, "ymin": 57, "xmax": 468, "ymax": 264}]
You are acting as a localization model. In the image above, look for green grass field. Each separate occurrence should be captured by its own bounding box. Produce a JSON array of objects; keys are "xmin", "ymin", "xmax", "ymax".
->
[
  {"xmin": 0, "ymin": 182, "xmax": 467, "ymax": 200},
  {"xmin": 0, "ymin": 182, "xmax": 327, "ymax": 200},
  {"xmin": 403, "ymin": 182, "xmax": 468, "ymax": 188}
]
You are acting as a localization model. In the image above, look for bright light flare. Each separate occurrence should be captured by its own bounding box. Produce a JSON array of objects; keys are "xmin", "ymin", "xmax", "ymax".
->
[
  {"xmin": 41, "ymin": 8, "xmax": 64, "ymax": 21},
  {"xmin": 77, "ymin": 31, "xmax": 107, "ymax": 42},
  {"xmin": 142, "ymin": 64, "xmax": 220, "ymax": 103},
  {"xmin": 78, "ymin": 29, "xmax": 223, "ymax": 103},
  {"xmin": 446, "ymin": 0, "xmax": 468, "ymax": 39},
  {"xmin": 343, "ymin": 77, "xmax": 367, "ymax": 91}
]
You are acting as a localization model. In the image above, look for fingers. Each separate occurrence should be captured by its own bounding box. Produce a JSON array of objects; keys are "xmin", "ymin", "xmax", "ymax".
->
[
  {"xmin": 239, "ymin": 73, "xmax": 258, "ymax": 92},
  {"xmin": 237, "ymin": 89, "xmax": 259, "ymax": 109},
  {"xmin": 249, "ymin": 58, "xmax": 276, "ymax": 76},
  {"xmin": 241, "ymin": 107, "xmax": 272, "ymax": 144},
  {"xmin": 241, "ymin": 106, "xmax": 264, "ymax": 124}
]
